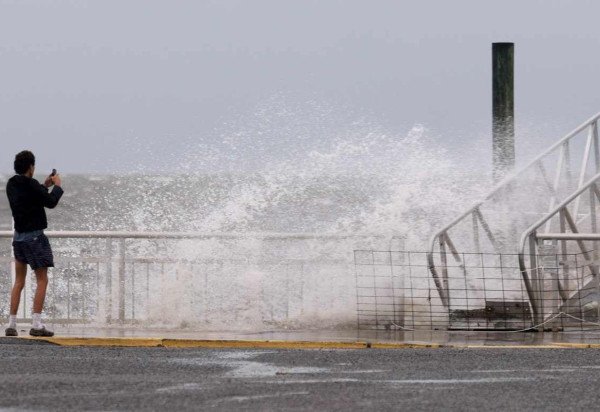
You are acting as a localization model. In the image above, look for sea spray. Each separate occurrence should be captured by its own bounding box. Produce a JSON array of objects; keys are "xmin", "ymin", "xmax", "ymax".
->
[
  {"xmin": 137, "ymin": 122, "xmax": 489, "ymax": 329},
  {"xmin": 0, "ymin": 101, "xmax": 490, "ymax": 329}
]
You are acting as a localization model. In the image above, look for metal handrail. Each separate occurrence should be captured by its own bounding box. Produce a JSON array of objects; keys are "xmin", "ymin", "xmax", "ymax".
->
[
  {"xmin": 518, "ymin": 173, "xmax": 600, "ymax": 256},
  {"xmin": 429, "ymin": 111, "xmax": 600, "ymax": 249},
  {"xmin": 536, "ymin": 233, "xmax": 600, "ymax": 240},
  {"xmin": 0, "ymin": 230, "xmax": 371, "ymax": 324},
  {"xmin": 427, "ymin": 111, "xmax": 600, "ymax": 307},
  {"xmin": 0, "ymin": 230, "xmax": 383, "ymax": 240},
  {"xmin": 517, "ymin": 172, "xmax": 600, "ymax": 313}
]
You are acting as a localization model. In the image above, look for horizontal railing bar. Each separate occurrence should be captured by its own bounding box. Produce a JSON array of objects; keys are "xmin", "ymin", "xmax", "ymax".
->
[
  {"xmin": 536, "ymin": 233, "xmax": 600, "ymax": 241},
  {"xmin": 0, "ymin": 230, "xmax": 383, "ymax": 240},
  {"xmin": 0, "ymin": 256, "xmax": 348, "ymax": 265}
]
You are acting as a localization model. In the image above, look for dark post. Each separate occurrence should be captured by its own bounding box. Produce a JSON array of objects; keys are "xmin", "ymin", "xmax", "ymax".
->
[{"xmin": 492, "ymin": 42, "xmax": 515, "ymax": 181}]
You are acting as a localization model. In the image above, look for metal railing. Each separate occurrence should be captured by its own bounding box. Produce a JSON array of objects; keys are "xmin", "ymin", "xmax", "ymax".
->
[
  {"xmin": 0, "ymin": 231, "xmax": 377, "ymax": 240},
  {"xmin": 428, "ymin": 111, "xmax": 600, "ymax": 308},
  {"xmin": 518, "ymin": 173, "xmax": 600, "ymax": 324},
  {"xmin": 0, "ymin": 231, "xmax": 382, "ymax": 326}
]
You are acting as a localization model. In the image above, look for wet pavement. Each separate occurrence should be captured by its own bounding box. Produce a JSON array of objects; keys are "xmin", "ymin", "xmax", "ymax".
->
[
  {"xmin": 1, "ymin": 344, "xmax": 600, "ymax": 410},
  {"xmin": 4, "ymin": 327, "xmax": 600, "ymax": 410}
]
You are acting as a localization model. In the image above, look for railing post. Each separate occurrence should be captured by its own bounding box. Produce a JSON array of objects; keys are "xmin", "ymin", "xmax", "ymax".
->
[
  {"xmin": 118, "ymin": 238, "xmax": 126, "ymax": 322},
  {"xmin": 593, "ymin": 121, "xmax": 600, "ymax": 173},
  {"xmin": 529, "ymin": 232, "xmax": 543, "ymax": 326},
  {"xmin": 590, "ymin": 185, "xmax": 599, "ymax": 275},
  {"xmin": 539, "ymin": 242, "xmax": 560, "ymax": 330},
  {"xmin": 439, "ymin": 233, "xmax": 449, "ymax": 298},
  {"xmin": 572, "ymin": 126, "xmax": 595, "ymax": 217},
  {"xmin": 472, "ymin": 211, "xmax": 481, "ymax": 253},
  {"xmin": 105, "ymin": 238, "xmax": 112, "ymax": 323}
]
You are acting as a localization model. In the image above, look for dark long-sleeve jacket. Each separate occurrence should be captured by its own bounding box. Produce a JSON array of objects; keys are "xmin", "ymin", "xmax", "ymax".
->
[{"xmin": 6, "ymin": 175, "xmax": 64, "ymax": 233}]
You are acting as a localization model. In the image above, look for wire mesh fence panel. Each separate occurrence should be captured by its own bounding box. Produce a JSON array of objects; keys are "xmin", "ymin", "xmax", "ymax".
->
[
  {"xmin": 355, "ymin": 249, "xmax": 600, "ymax": 331},
  {"xmin": 355, "ymin": 251, "xmax": 447, "ymax": 330}
]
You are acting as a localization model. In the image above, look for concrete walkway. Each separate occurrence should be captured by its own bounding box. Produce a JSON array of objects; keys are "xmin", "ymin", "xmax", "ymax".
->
[{"xmin": 5, "ymin": 325, "xmax": 600, "ymax": 348}]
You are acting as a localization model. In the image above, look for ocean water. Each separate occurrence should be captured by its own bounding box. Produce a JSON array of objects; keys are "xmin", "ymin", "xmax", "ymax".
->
[{"xmin": 1, "ymin": 126, "xmax": 487, "ymax": 236}]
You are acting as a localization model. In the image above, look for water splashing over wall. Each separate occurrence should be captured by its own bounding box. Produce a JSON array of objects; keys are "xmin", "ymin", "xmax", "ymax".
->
[{"xmin": 0, "ymin": 98, "xmax": 490, "ymax": 329}]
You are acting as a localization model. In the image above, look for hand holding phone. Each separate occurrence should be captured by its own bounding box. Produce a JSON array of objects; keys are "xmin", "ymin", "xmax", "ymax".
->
[
  {"xmin": 43, "ymin": 169, "xmax": 56, "ymax": 188},
  {"xmin": 51, "ymin": 169, "xmax": 61, "ymax": 187}
]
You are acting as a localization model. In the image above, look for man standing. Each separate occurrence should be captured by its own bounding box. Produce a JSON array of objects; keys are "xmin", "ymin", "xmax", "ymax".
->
[{"xmin": 5, "ymin": 151, "xmax": 63, "ymax": 337}]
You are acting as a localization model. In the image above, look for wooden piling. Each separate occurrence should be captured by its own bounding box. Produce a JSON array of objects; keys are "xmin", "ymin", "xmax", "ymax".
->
[{"xmin": 492, "ymin": 42, "xmax": 515, "ymax": 181}]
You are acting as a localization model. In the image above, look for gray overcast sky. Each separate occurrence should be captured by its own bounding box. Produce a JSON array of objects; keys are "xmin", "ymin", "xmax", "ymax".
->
[{"xmin": 1, "ymin": 0, "xmax": 600, "ymax": 174}]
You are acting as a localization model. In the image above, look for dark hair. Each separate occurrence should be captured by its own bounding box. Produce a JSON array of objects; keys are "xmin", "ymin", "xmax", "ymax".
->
[{"xmin": 14, "ymin": 150, "xmax": 35, "ymax": 174}]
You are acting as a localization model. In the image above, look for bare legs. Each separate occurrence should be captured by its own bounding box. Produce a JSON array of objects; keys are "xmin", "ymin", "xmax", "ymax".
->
[
  {"xmin": 10, "ymin": 260, "xmax": 27, "ymax": 316},
  {"xmin": 33, "ymin": 268, "xmax": 48, "ymax": 314},
  {"xmin": 10, "ymin": 260, "xmax": 48, "ymax": 316}
]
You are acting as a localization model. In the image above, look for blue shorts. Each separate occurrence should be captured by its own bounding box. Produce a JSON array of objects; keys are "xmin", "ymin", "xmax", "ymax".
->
[{"xmin": 12, "ymin": 234, "xmax": 54, "ymax": 270}]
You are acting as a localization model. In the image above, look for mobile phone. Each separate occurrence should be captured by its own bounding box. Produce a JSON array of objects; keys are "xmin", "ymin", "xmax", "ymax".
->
[{"xmin": 50, "ymin": 169, "xmax": 57, "ymax": 177}]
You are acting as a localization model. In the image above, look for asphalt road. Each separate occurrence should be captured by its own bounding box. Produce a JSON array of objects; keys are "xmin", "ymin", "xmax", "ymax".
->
[{"xmin": 0, "ymin": 342, "xmax": 599, "ymax": 411}]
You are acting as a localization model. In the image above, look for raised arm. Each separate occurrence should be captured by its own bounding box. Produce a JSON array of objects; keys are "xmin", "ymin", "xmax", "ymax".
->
[{"xmin": 31, "ymin": 178, "xmax": 64, "ymax": 209}]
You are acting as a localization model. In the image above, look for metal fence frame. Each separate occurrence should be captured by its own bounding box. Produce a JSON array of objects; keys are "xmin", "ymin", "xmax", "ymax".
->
[
  {"xmin": 428, "ymin": 112, "xmax": 600, "ymax": 312},
  {"xmin": 519, "ymin": 173, "xmax": 600, "ymax": 324},
  {"xmin": 0, "ymin": 231, "xmax": 378, "ymax": 325}
]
